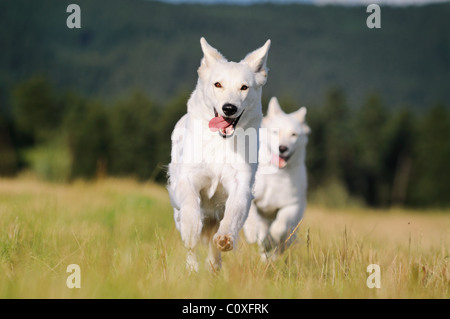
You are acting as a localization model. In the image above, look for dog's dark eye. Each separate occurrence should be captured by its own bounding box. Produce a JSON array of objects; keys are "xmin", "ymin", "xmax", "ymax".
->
[
  {"xmin": 292, "ymin": 133, "xmax": 298, "ymax": 137},
  {"xmin": 240, "ymin": 85, "xmax": 248, "ymax": 91},
  {"xmin": 214, "ymin": 82, "xmax": 222, "ymax": 88}
]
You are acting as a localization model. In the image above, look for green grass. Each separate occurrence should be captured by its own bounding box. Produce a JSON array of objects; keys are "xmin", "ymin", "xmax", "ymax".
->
[{"xmin": 0, "ymin": 177, "xmax": 448, "ymax": 298}]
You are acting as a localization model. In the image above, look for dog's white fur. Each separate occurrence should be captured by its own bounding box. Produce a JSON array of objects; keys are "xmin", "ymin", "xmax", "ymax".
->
[
  {"xmin": 243, "ymin": 97, "xmax": 310, "ymax": 260},
  {"xmin": 168, "ymin": 37, "xmax": 271, "ymax": 272}
]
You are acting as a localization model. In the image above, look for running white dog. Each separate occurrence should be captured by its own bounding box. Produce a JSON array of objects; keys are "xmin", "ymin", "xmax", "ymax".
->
[
  {"xmin": 167, "ymin": 37, "xmax": 271, "ymax": 272},
  {"xmin": 243, "ymin": 97, "xmax": 310, "ymax": 260}
]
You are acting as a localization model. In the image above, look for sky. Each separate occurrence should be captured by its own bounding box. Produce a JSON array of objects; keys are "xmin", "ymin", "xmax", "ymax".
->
[{"xmin": 158, "ymin": 0, "xmax": 450, "ymax": 6}]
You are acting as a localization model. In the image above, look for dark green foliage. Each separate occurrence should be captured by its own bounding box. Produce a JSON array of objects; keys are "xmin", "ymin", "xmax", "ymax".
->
[
  {"xmin": 303, "ymin": 89, "xmax": 449, "ymax": 208},
  {"xmin": 0, "ymin": 113, "xmax": 18, "ymax": 176},
  {"xmin": 64, "ymin": 96, "xmax": 111, "ymax": 179},
  {"xmin": 382, "ymin": 108, "xmax": 415, "ymax": 206},
  {"xmin": 321, "ymin": 88, "xmax": 353, "ymax": 181},
  {"xmin": 11, "ymin": 76, "xmax": 61, "ymax": 141},
  {"xmin": 351, "ymin": 94, "xmax": 390, "ymax": 206},
  {"xmin": 108, "ymin": 91, "xmax": 159, "ymax": 180},
  {"xmin": 408, "ymin": 105, "xmax": 450, "ymax": 207}
]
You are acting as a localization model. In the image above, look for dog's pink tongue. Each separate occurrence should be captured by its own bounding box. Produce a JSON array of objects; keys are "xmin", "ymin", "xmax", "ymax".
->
[
  {"xmin": 271, "ymin": 154, "xmax": 287, "ymax": 168},
  {"xmin": 209, "ymin": 116, "xmax": 234, "ymax": 132}
]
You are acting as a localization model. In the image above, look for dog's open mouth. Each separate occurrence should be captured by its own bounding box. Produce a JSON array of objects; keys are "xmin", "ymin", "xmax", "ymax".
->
[
  {"xmin": 271, "ymin": 153, "xmax": 292, "ymax": 169},
  {"xmin": 208, "ymin": 108, "xmax": 244, "ymax": 138}
]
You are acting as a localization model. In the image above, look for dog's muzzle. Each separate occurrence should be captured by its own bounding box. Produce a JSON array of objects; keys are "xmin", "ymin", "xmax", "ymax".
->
[
  {"xmin": 271, "ymin": 150, "xmax": 293, "ymax": 169},
  {"xmin": 209, "ymin": 107, "xmax": 244, "ymax": 138}
]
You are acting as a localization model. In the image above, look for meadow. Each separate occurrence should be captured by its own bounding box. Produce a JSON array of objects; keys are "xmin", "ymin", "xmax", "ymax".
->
[{"xmin": 0, "ymin": 177, "xmax": 448, "ymax": 299}]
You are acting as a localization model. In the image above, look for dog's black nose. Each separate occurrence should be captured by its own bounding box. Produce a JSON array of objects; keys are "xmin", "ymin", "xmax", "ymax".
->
[
  {"xmin": 279, "ymin": 145, "xmax": 289, "ymax": 154},
  {"xmin": 222, "ymin": 104, "xmax": 237, "ymax": 116}
]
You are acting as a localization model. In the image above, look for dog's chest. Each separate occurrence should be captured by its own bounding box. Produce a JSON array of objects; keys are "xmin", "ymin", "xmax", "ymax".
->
[
  {"xmin": 254, "ymin": 168, "xmax": 302, "ymax": 218},
  {"xmin": 202, "ymin": 167, "xmax": 224, "ymax": 198},
  {"xmin": 197, "ymin": 166, "xmax": 231, "ymax": 213}
]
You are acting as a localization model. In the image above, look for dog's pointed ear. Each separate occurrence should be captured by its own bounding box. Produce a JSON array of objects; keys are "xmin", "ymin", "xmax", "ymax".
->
[
  {"xmin": 243, "ymin": 39, "xmax": 271, "ymax": 86},
  {"xmin": 200, "ymin": 37, "xmax": 226, "ymax": 67},
  {"xmin": 291, "ymin": 106, "xmax": 307, "ymax": 123},
  {"xmin": 267, "ymin": 97, "xmax": 283, "ymax": 118},
  {"xmin": 291, "ymin": 106, "xmax": 311, "ymax": 134},
  {"xmin": 302, "ymin": 123, "xmax": 311, "ymax": 135}
]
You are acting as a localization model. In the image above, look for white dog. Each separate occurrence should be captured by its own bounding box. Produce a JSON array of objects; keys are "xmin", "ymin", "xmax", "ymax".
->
[
  {"xmin": 243, "ymin": 97, "xmax": 310, "ymax": 260},
  {"xmin": 167, "ymin": 37, "xmax": 271, "ymax": 272}
]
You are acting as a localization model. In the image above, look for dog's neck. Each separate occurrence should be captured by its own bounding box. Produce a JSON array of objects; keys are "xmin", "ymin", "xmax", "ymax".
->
[{"xmin": 187, "ymin": 89, "xmax": 213, "ymax": 122}]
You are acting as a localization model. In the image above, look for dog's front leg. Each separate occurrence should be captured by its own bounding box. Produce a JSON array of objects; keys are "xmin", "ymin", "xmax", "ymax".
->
[
  {"xmin": 176, "ymin": 177, "xmax": 203, "ymax": 272},
  {"xmin": 214, "ymin": 171, "xmax": 254, "ymax": 251},
  {"xmin": 268, "ymin": 204, "xmax": 303, "ymax": 253}
]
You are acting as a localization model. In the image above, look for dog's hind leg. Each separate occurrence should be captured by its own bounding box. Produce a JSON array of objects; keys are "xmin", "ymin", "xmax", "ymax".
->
[
  {"xmin": 203, "ymin": 219, "xmax": 222, "ymax": 272},
  {"xmin": 186, "ymin": 249, "xmax": 199, "ymax": 273},
  {"xmin": 181, "ymin": 209, "xmax": 201, "ymax": 272},
  {"xmin": 243, "ymin": 201, "xmax": 259, "ymax": 244},
  {"xmin": 206, "ymin": 240, "xmax": 222, "ymax": 273}
]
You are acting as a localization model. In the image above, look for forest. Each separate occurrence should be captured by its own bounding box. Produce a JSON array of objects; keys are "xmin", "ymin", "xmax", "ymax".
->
[
  {"xmin": 1, "ymin": 0, "xmax": 449, "ymax": 208},
  {"xmin": 1, "ymin": 75, "xmax": 449, "ymax": 208}
]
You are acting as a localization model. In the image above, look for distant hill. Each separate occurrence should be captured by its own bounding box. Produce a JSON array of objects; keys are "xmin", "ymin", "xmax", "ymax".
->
[{"xmin": 1, "ymin": 0, "xmax": 449, "ymax": 110}]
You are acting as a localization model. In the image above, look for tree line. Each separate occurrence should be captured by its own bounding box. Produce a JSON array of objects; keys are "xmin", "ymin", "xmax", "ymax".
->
[{"xmin": 0, "ymin": 75, "xmax": 449, "ymax": 208}]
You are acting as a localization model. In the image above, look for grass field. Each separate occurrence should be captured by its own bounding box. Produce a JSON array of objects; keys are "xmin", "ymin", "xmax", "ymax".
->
[{"xmin": 0, "ymin": 177, "xmax": 448, "ymax": 299}]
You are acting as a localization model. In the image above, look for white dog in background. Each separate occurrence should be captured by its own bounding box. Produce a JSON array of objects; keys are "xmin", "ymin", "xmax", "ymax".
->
[
  {"xmin": 168, "ymin": 37, "xmax": 271, "ymax": 272},
  {"xmin": 243, "ymin": 97, "xmax": 310, "ymax": 261}
]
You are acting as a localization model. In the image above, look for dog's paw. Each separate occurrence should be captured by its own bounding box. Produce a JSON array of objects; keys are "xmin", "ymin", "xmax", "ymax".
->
[{"xmin": 214, "ymin": 233, "xmax": 233, "ymax": 252}]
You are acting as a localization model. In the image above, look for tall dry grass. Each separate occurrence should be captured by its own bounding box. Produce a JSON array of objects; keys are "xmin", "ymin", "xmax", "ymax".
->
[{"xmin": 0, "ymin": 177, "xmax": 448, "ymax": 298}]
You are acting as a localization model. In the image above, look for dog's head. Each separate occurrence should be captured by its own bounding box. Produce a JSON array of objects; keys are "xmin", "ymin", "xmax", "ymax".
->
[
  {"xmin": 263, "ymin": 97, "xmax": 310, "ymax": 169},
  {"xmin": 198, "ymin": 37, "xmax": 271, "ymax": 138}
]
